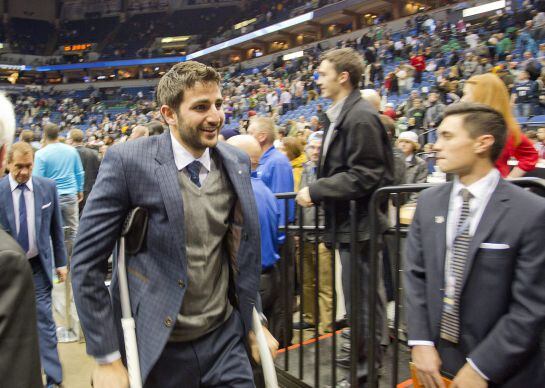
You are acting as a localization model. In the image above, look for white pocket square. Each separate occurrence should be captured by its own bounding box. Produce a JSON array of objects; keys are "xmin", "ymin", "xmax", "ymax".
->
[
  {"xmin": 41, "ymin": 202, "xmax": 52, "ymax": 209},
  {"xmin": 480, "ymin": 243, "xmax": 510, "ymax": 250}
]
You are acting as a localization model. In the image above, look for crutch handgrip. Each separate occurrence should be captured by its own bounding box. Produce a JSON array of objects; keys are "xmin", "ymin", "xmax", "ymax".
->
[
  {"xmin": 252, "ymin": 308, "xmax": 279, "ymax": 388},
  {"xmin": 121, "ymin": 318, "xmax": 142, "ymax": 388}
]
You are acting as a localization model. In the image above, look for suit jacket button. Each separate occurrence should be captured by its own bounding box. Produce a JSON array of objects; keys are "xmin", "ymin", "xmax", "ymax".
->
[
  {"xmin": 164, "ymin": 316, "xmax": 173, "ymax": 327},
  {"xmin": 178, "ymin": 280, "xmax": 185, "ymax": 288}
]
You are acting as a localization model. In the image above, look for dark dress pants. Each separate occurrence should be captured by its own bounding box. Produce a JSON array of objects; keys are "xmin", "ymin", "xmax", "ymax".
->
[
  {"xmin": 29, "ymin": 257, "xmax": 63, "ymax": 386},
  {"xmin": 339, "ymin": 241, "xmax": 386, "ymax": 379},
  {"xmin": 145, "ymin": 309, "xmax": 254, "ymax": 388}
]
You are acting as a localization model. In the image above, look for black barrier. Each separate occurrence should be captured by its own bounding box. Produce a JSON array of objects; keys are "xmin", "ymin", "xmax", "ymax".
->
[
  {"xmin": 275, "ymin": 192, "xmax": 338, "ymax": 388},
  {"xmin": 367, "ymin": 177, "xmax": 545, "ymax": 388}
]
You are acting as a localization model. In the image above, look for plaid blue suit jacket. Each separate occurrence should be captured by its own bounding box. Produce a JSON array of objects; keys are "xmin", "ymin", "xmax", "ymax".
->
[{"xmin": 71, "ymin": 131, "xmax": 261, "ymax": 382}]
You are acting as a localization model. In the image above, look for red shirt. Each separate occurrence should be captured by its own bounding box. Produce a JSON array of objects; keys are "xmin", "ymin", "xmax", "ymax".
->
[
  {"xmin": 383, "ymin": 107, "xmax": 397, "ymax": 119},
  {"xmin": 410, "ymin": 55, "xmax": 426, "ymax": 72},
  {"xmin": 495, "ymin": 133, "xmax": 538, "ymax": 177}
]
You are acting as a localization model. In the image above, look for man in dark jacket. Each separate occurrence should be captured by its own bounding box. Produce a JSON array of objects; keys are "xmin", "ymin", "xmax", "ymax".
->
[
  {"xmin": 0, "ymin": 93, "xmax": 41, "ymax": 387},
  {"xmin": 296, "ymin": 48, "xmax": 394, "ymax": 385},
  {"xmin": 69, "ymin": 128, "xmax": 100, "ymax": 213}
]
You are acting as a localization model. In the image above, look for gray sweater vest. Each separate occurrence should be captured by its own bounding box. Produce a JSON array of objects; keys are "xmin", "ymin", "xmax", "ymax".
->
[{"xmin": 169, "ymin": 156, "xmax": 236, "ymax": 342}]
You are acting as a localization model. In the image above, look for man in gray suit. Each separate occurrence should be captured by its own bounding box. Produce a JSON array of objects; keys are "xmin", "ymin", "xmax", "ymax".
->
[
  {"xmin": 71, "ymin": 61, "xmax": 274, "ymax": 387},
  {"xmin": 405, "ymin": 103, "xmax": 545, "ymax": 388}
]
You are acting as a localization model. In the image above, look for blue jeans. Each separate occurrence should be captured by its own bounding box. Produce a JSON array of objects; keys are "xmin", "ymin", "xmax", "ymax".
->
[
  {"xmin": 59, "ymin": 194, "xmax": 79, "ymax": 259},
  {"xmin": 516, "ymin": 103, "xmax": 534, "ymax": 118},
  {"xmin": 30, "ymin": 258, "xmax": 62, "ymax": 386}
]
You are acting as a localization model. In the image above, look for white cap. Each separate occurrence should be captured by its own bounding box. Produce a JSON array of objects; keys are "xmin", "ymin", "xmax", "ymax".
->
[{"xmin": 398, "ymin": 131, "xmax": 419, "ymax": 144}]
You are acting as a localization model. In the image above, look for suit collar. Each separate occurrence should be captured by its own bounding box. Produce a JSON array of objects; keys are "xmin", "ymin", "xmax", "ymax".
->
[
  {"xmin": 8, "ymin": 175, "xmax": 34, "ymax": 192},
  {"xmin": 155, "ymin": 130, "xmax": 176, "ymax": 166}
]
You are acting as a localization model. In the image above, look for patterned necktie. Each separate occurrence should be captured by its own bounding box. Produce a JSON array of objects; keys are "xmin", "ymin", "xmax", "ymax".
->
[
  {"xmin": 186, "ymin": 160, "xmax": 202, "ymax": 188},
  {"xmin": 17, "ymin": 183, "xmax": 29, "ymax": 253},
  {"xmin": 440, "ymin": 188, "xmax": 473, "ymax": 343}
]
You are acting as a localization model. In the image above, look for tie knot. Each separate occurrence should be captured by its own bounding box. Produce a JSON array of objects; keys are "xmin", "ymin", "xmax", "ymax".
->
[
  {"xmin": 17, "ymin": 183, "xmax": 28, "ymax": 192},
  {"xmin": 186, "ymin": 160, "xmax": 202, "ymax": 175},
  {"xmin": 459, "ymin": 188, "xmax": 472, "ymax": 202}
]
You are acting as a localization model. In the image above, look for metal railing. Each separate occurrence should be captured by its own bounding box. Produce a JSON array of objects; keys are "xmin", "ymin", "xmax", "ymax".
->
[{"xmin": 273, "ymin": 177, "xmax": 545, "ymax": 388}]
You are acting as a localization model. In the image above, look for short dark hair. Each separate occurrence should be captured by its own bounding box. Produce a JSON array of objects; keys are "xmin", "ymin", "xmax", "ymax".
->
[
  {"xmin": 322, "ymin": 48, "xmax": 364, "ymax": 89},
  {"xmin": 156, "ymin": 61, "xmax": 221, "ymax": 110},
  {"xmin": 43, "ymin": 123, "xmax": 59, "ymax": 141},
  {"xmin": 443, "ymin": 102, "xmax": 507, "ymax": 162}
]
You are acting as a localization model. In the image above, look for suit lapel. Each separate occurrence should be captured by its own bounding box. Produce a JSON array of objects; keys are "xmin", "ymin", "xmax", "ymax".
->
[
  {"xmin": 0, "ymin": 177, "xmax": 16, "ymax": 235},
  {"xmin": 462, "ymin": 181, "xmax": 510, "ymax": 290},
  {"xmin": 155, "ymin": 132, "xmax": 186, "ymax": 266},
  {"xmin": 435, "ymin": 183, "xmax": 452, "ymax": 279},
  {"xmin": 32, "ymin": 178, "xmax": 42, "ymax": 238}
]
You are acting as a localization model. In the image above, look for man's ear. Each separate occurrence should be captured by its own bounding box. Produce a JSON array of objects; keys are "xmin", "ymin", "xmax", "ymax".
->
[
  {"xmin": 338, "ymin": 71, "xmax": 350, "ymax": 86},
  {"xmin": 160, "ymin": 105, "xmax": 178, "ymax": 127},
  {"xmin": 475, "ymin": 134, "xmax": 495, "ymax": 156},
  {"xmin": 253, "ymin": 131, "xmax": 267, "ymax": 144}
]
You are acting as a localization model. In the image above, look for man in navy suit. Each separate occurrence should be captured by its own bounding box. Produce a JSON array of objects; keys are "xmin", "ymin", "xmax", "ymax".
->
[
  {"xmin": 405, "ymin": 103, "xmax": 545, "ymax": 387},
  {"xmin": 71, "ymin": 61, "xmax": 273, "ymax": 387},
  {"xmin": 0, "ymin": 141, "xmax": 67, "ymax": 388}
]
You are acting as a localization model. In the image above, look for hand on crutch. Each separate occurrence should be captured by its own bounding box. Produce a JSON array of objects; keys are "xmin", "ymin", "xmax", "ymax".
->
[{"xmin": 249, "ymin": 308, "xmax": 280, "ymax": 388}]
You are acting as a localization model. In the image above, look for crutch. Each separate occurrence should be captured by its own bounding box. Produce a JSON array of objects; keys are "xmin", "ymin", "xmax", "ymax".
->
[
  {"xmin": 252, "ymin": 308, "xmax": 279, "ymax": 388},
  {"xmin": 118, "ymin": 207, "xmax": 148, "ymax": 388},
  {"xmin": 117, "ymin": 207, "xmax": 276, "ymax": 387}
]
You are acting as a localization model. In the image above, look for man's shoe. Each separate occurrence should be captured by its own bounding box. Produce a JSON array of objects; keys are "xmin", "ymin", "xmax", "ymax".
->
[{"xmin": 292, "ymin": 321, "xmax": 315, "ymax": 330}]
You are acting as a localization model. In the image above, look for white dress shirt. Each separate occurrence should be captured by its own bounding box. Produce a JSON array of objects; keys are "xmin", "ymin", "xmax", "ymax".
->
[
  {"xmin": 9, "ymin": 175, "xmax": 38, "ymax": 259},
  {"xmin": 170, "ymin": 131, "xmax": 211, "ymax": 185},
  {"xmin": 408, "ymin": 168, "xmax": 501, "ymax": 381}
]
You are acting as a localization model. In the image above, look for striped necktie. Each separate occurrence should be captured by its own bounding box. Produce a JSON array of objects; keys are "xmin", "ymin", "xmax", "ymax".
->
[{"xmin": 440, "ymin": 188, "xmax": 473, "ymax": 343}]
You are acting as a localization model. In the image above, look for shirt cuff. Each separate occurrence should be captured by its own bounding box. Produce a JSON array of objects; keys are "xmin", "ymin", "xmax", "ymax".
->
[
  {"xmin": 55, "ymin": 266, "xmax": 67, "ymax": 270},
  {"xmin": 408, "ymin": 340, "xmax": 435, "ymax": 347},
  {"xmin": 95, "ymin": 351, "xmax": 121, "ymax": 365},
  {"xmin": 466, "ymin": 358, "xmax": 489, "ymax": 381}
]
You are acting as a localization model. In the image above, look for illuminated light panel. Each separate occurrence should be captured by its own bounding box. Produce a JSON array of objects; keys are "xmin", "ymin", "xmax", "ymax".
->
[
  {"xmin": 462, "ymin": 0, "xmax": 505, "ymax": 18},
  {"xmin": 186, "ymin": 11, "xmax": 314, "ymax": 60},
  {"xmin": 283, "ymin": 51, "xmax": 304, "ymax": 61}
]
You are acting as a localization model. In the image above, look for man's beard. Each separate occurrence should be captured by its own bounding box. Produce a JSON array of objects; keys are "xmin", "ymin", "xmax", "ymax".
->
[{"xmin": 175, "ymin": 116, "xmax": 221, "ymax": 151}]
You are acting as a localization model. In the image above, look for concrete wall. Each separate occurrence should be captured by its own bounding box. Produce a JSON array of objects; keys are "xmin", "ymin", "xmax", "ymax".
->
[{"xmin": 8, "ymin": 0, "xmax": 55, "ymax": 21}]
